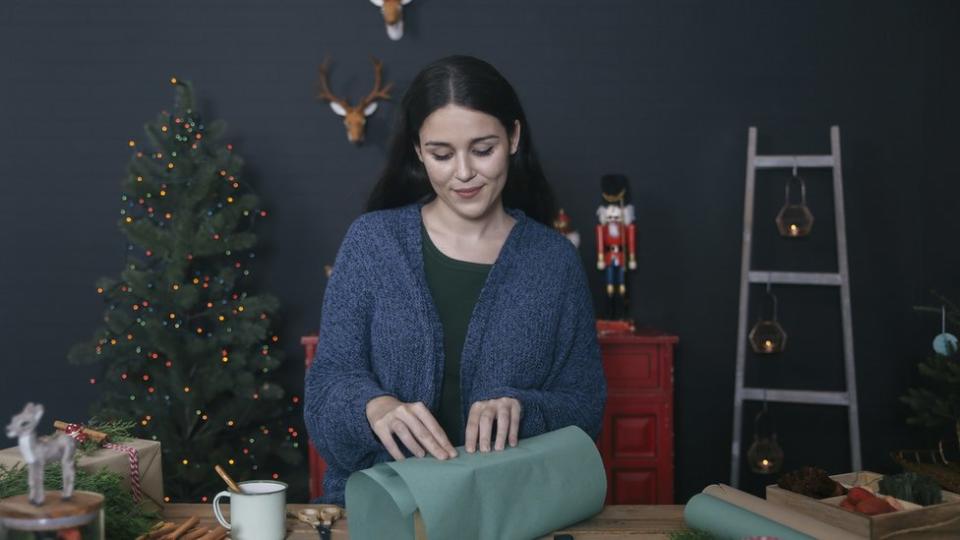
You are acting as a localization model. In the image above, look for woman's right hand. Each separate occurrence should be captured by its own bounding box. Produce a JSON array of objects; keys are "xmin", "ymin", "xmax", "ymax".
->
[{"xmin": 365, "ymin": 396, "xmax": 458, "ymax": 461}]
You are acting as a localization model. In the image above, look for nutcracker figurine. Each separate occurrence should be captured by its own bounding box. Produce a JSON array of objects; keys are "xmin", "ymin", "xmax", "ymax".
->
[
  {"xmin": 595, "ymin": 174, "xmax": 637, "ymax": 322},
  {"xmin": 552, "ymin": 208, "xmax": 580, "ymax": 248}
]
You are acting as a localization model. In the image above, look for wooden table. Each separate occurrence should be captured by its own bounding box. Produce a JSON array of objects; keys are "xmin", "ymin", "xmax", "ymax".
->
[{"xmin": 164, "ymin": 504, "xmax": 688, "ymax": 539}]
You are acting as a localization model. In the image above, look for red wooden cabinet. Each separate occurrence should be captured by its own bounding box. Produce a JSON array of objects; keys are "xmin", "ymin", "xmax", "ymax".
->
[
  {"xmin": 301, "ymin": 335, "xmax": 327, "ymax": 501},
  {"xmin": 597, "ymin": 329, "xmax": 678, "ymax": 504},
  {"xmin": 302, "ymin": 329, "xmax": 678, "ymax": 504}
]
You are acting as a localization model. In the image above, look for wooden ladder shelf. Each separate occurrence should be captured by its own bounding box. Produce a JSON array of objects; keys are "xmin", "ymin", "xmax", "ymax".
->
[{"xmin": 730, "ymin": 126, "xmax": 862, "ymax": 487}]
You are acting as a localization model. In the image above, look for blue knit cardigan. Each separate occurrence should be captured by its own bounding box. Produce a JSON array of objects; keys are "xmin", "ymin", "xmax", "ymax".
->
[{"xmin": 304, "ymin": 202, "xmax": 606, "ymax": 504}]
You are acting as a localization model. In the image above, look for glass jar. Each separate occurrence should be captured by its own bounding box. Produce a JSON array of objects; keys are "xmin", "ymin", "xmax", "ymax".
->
[{"xmin": 0, "ymin": 491, "xmax": 104, "ymax": 540}]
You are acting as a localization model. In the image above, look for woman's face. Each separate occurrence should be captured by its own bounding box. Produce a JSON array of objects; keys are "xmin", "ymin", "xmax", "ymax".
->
[{"xmin": 415, "ymin": 104, "xmax": 520, "ymax": 221}]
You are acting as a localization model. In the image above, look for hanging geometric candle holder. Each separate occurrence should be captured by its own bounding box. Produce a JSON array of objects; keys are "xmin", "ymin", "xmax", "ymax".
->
[
  {"xmin": 749, "ymin": 285, "xmax": 787, "ymax": 354},
  {"xmin": 776, "ymin": 171, "xmax": 814, "ymax": 238},
  {"xmin": 747, "ymin": 400, "xmax": 785, "ymax": 474}
]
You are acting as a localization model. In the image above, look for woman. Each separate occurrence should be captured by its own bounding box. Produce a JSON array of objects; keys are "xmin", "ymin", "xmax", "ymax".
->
[{"xmin": 304, "ymin": 55, "xmax": 606, "ymax": 505}]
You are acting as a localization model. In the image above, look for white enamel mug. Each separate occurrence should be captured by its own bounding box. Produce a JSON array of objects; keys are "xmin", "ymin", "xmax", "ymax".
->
[{"xmin": 212, "ymin": 480, "xmax": 287, "ymax": 540}]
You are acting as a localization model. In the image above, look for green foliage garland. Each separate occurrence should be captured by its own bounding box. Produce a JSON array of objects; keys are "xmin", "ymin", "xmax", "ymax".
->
[
  {"xmin": 74, "ymin": 418, "xmax": 137, "ymax": 455},
  {"xmin": 0, "ymin": 463, "xmax": 158, "ymax": 540}
]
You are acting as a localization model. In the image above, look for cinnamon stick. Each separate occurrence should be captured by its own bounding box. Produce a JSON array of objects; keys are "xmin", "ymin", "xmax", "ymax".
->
[
  {"xmin": 161, "ymin": 516, "xmax": 199, "ymax": 540},
  {"xmin": 180, "ymin": 527, "xmax": 210, "ymax": 540},
  {"xmin": 136, "ymin": 521, "xmax": 168, "ymax": 540},
  {"xmin": 145, "ymin": 522, "xmax": 177, "ymax": 539},
  {"xmin": 53, "ymin": 421, "xmax": 108, "ymax": 443},
  {"xmin": 197, "ymin": 526, "xmax": 228, "ymax": 540}
]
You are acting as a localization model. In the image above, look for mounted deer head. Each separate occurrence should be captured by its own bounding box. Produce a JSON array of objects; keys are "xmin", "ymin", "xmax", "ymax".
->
[
  {"xmin": 316, "ymin": 57, "xmax": 393, "ymax": 145},
  {"xmin": 370, "ymin": 0, "xmax": 413, "ymax": 40}
]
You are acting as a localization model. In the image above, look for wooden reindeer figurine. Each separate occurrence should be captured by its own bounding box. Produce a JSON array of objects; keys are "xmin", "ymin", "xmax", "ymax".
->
[
  {"xmin": 370, "ymin": 0, "xmax": 413, "ymax": 40},
  {"xmin": 315, "ymin": 57, "xmax": 393, "ymax": 145},
  {"xmin": 5, "ymin": 402, "xmax": 77, "ymax": 505}
]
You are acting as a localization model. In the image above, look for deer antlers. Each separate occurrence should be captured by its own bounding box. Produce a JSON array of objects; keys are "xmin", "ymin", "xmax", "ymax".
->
[{"xmin": 316, "ymin": 57, "xmax": 393, "ymax": 145}]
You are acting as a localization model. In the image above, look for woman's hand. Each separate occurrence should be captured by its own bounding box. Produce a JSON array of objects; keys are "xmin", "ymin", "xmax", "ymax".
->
[
  {"xmin": 465, "ymin": 397, "xmax": 521, "ymax": 453},
  {"xmin": 365, "ymin": 396, "xmax": 458, "ymax": 461}
]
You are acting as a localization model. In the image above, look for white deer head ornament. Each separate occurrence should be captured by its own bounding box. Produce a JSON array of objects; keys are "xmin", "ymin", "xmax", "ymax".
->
[{"xmin": 370, "ymin": 0, "xmax": 413, "ymax": 40}]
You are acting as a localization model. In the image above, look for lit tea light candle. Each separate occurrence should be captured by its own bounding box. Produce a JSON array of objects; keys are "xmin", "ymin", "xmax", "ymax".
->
[
  {"xmin": 789, "ymin": 224, "xmax": 799, "ymax": 236},
  {"xmin": 763, "ymin": 339, "xmax": 775, "ymax": 352}
]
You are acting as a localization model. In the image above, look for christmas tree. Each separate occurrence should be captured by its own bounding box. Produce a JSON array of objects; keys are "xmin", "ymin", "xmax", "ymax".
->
[
  {"xmin": 902, "ymin": 297, "xmax": 960, "ymax": 450},
  {"xmin": 69, "ymin": 78, "xmax": 302, "ymax": 502},
  {"xmin": 894, "ymin": 295, "xmax": 960, "ymax": 494}
]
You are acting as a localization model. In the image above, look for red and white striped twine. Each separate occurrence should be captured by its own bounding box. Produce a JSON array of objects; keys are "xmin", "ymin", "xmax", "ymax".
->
[{"xmin": 103, "ymin": 441, "xmax": 143, "ymax": 503}]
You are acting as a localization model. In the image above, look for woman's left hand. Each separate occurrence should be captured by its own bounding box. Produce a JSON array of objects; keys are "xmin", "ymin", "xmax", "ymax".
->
[{"xmin": 465, "ymin": 397, "xmax": 521, "ymax": 453}]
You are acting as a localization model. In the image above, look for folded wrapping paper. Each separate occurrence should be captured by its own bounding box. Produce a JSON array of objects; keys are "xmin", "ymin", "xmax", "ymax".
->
[
  {"xmin": 346, "ymin": 425, "xmax": 606, "ymax": 540},
  {"xmin": 684, "ymin": 484, "xmax": 859, "ymax": 540},
  {"xmin": 0, "ymin": 438, "xmax": 164, "ymax": 511}
]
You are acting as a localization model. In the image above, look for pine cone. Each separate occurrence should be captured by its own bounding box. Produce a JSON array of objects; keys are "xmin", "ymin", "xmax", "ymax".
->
[{"xmin": 778, "ymin": 466, "xmax": 847, "ymax": 498}]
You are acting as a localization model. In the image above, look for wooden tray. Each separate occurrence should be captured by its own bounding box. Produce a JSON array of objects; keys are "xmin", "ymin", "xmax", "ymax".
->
[{"xmin": 766, "ymin": 471, "xmax": 960, "ymax": 539}]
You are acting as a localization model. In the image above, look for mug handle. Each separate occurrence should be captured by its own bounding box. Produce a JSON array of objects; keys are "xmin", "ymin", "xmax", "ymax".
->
[{"xmin": 212, "ymin": 490, "xmax": 231, "ymax": 530}]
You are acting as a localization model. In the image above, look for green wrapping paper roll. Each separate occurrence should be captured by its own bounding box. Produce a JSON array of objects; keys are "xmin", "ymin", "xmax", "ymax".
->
[
  {"xmin": 684, "ymin": 493, "xmax": 814, "ymax": 540},
  {"xmin": 345, "ymin": 425, "xmax": 606, "ymax": 540}
]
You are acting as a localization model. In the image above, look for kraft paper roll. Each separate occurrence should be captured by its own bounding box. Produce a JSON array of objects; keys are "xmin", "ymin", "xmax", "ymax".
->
[{"xmin": 702, "ymin": 484, "xmax": 861, "ymax": 540}]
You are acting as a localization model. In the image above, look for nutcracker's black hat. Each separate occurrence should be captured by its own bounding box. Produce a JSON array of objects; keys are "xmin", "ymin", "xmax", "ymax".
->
[{"xmin": 600, "ymin": 174, "xmax": 631, "ymax": 205}]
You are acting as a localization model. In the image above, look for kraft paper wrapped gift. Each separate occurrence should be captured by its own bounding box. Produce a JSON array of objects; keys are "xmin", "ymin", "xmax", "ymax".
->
[
  {"xmin": 0, "ymin": 438, "xmax": 164, "ymax": 510},
  {"xmin": 346, "ymin": 425, "xmax": 606, "ymax": 540}
]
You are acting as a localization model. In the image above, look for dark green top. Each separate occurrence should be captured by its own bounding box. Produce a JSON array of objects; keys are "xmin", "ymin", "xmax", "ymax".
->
[{"xmin": 421, "ymin": 223, "xmax": 492, "ymax": 446}]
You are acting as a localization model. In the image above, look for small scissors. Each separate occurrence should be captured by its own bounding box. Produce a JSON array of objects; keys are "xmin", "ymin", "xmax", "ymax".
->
[{"xmin": 297, "ymin": 506, "xmax": 344, "ymax": 540}]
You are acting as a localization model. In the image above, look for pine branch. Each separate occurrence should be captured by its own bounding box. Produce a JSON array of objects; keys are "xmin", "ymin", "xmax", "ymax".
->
[{"xmin": 0, "ymin": 463, "xmax": 158, "ymax": 540}]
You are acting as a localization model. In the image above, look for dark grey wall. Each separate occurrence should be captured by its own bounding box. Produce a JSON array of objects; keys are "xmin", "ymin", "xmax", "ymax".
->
[{"xmin": 1, "ymin": 0, "xmax": 957, "ymax": 502}]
